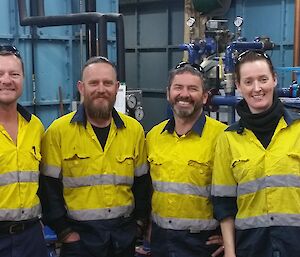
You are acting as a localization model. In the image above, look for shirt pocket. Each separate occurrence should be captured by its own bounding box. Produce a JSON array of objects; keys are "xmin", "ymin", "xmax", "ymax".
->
[
  {"xmin": 231, "ymin": 157, "xmax": 250, "ymax": 182},
  {"xmin": 115, "ymin": 154, "xmax": 135, "ymax": 177},
  {"xmin": 147, "ymin": 155, "xmax": 165, "ymax": 179},
  {"xmin": 187, "ymin": 160, "xmax": 211, "ymax": 185},
  {"xmin": 62, "ymin": 151, "xmax": 91, "ymax": 177},
  {"xmin": 286, "ymin": 151, "xmax": 300, "ymax": 174}
]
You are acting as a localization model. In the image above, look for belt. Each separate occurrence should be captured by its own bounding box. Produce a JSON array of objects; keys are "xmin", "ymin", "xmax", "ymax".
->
[{"xmin": 0, "ymin": 218, "xmax": 39, "ymax": 235}]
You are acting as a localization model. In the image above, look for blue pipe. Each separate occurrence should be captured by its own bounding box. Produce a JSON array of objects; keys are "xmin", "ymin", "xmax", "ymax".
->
[
  {"xmin": 211, "ymin": 88, "xmax": 300, "ymax": 107},
  {"xmin": 211, "ymin": 95, "xmax": 240, "ymax": 106},
  {"xmin": 224, "ymin": 42, "xmax": 264, "ymax": 73},
  {"xmin": 178, "ymin": 43, "xmax": 200, "ymax": 64}
]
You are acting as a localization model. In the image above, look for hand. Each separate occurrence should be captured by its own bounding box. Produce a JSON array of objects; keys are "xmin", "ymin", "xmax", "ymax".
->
[
  {"xmin": 206, "ymin": 235, "xmax": 224, "ymax": 257},
  {"xmin": 62, "ymin": 231, "xmax": 80, "ymax": 243},
  {"xmin": 136, "ymin": 219, "xmax": 148, "ymax": 239}
]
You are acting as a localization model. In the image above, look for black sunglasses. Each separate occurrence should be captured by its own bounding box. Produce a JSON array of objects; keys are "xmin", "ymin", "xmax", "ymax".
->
[
  {"xmin": 175, "ymin": 61, "xmax": 204, "ymax": 73},
  {"xmin": 236, "ymin": 50, "xmax": 270, "ymax": 65},
  {"xmin": 0, "ymin": 45, "xmax": 21, "ymax": 58}
]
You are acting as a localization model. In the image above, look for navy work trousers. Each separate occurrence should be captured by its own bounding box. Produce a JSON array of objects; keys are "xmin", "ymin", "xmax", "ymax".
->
[
  {"xmin": 60, "ymin": 216, "xmax": 137, "ymax": 257},
  {"xmin": 0, "ymin": 221, "xmax": 48, "ymax": 257},
  {"xmin": 236, "ymin": 226, "xmax": 300, "ymax": 257},
  {"xmin": 151, "ymin": 222, "xmax": 222, "ymax": 257}
]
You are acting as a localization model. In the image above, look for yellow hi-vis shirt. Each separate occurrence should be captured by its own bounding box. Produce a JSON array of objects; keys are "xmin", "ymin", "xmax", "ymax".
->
[
  {"xmin": 146, "ymin": 113, "xmax": 226, "ymax": 231},
  {"xmin": 0, "ymin": 104, "xmax": 44, "ymax": 221},
  {"xmin": 212, "ymin": 113, "xmax": 300, "ymax": 230},
  {"xmin": 41, "ymin": 107, "xmax": 148, "ymax": 221}
]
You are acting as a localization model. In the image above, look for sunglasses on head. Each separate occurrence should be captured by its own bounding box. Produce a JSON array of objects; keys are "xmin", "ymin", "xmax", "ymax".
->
[
  {"xmin": 175, "ymin": 61, "xmax": 204, "ymax": 73},
  {"xmin": 0, "ymin": 45, "xmax": 21, "ymax": 58},
  {"xmin": 236, "ymin": 50, "xmax": 270, "ymax": 65}
]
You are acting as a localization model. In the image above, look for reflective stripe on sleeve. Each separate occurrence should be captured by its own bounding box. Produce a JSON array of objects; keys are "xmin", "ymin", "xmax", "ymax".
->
[
  {"xmin": 135, "ymin": 163, "xmax": 149, "ymax": 177},
  {"xmin": 211, "ymin": 184, "xmax": 237, "ymax": 197},
  {"xmin": 41, "ymin": 165, "xmax": 61, "ymax": 178}
]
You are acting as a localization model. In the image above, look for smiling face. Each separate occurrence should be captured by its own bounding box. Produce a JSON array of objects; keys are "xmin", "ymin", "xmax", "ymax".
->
[
  {"xmin": 167, "ymin": 71, "xmax": 208, "ymax": 119},
  {"xmin": 78, "ymin": 62, "xmax": 119, "ymax": 121},
  {"xmin": 0, "ymin": 55, "xmax": 23, "ymax": 108},
  {"xmin": 236, "ymin": 60, "xmax": 277, "ymax": 114}
]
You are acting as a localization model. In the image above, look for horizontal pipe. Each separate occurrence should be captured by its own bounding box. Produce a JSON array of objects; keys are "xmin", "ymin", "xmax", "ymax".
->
[
  {"xmin": 18, "ymin": 0, "xmax": 126, "ymax": 81},
  {"xmin": 19, "ymin": 12, "xmax": 123, "ymax": 27}
]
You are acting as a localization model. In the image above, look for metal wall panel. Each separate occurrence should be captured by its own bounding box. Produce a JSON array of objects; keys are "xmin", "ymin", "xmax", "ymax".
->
[
  {"xmin": 120, "ymin": 0, "xmax": 184, "ymax": 131},
  {"xmin": 121, "ymin": 0, "xmax": 296, "ymax": 130},
  {"xmin": 0, "ymin": 0, "xmax": 119, "ymax": 127}
]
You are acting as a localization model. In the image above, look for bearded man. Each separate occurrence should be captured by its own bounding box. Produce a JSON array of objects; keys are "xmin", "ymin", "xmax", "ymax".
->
[{"xmin": 39, "ymin": 56, "xmax": 151, "ymax": 257}]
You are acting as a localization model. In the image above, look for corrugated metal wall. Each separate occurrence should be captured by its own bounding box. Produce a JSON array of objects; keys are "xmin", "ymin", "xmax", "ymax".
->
[{"xmin": 0, "ymin": 0, "xmax": 118, "ymax": 127}]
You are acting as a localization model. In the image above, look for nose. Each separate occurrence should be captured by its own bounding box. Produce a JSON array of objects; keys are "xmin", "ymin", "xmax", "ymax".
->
[
  {"xmin": 96, "ymin": 82, "xmax": 105, "ymax": 93},
  {"xmin": 253, "ymin": 80, "xmax": 262, "ymax": 92},
  {"xmin": 179, "ymin": 86, "xmax": 190, "ymax": 97}
]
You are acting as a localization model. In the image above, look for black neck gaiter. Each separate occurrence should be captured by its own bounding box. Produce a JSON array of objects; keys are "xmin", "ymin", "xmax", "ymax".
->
[{"xmin": 236, "ymin": 96, "xmax": 284, "ymax": 148}]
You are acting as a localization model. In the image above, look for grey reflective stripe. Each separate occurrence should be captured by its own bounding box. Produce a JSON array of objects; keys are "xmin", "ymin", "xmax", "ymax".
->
[
  {"xmin": 63, "ymin": 174, "xmax": 134, "ymax": 188},
  {"xmin": 152, "ymin": 213, "xmax": 218, "ymax": 231},
  {"xmin": 236, "ymin": 213, "xmax": 300, "ymax": 230},
  {"xmin": 135, "ymin": 163, "xmax": 148, "ymax": 177},
  {"xmin": 238, "ymin": 175, "xmax": 300, "ymax": 196},
  {"xmin": 211, "ymin": 184, "xmax": 237, "ymax": 197},
  {"xmin": 0, "ymin": 204, "xmax": 41, "ymax": 221},
  {"xmin": 42, "ymin": 164, "xmax": 61, "ymax": 178},
  {"xmin": 0, "ymin": 171, "xmax": 38, "ymax": 186},
  {"xmin": 153, "ymin": 180, "xmax": 210, "ymax": 197},
  {"xmin": 67, "ymin": 204, "xmax": 134, "ymax": 220}
]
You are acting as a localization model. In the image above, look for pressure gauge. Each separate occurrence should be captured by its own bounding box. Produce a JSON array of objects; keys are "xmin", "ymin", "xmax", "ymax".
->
[
  {"xmin": 126, "ymin": 94, "xmax": 137, "ymax": 109},
  {"xmin": 134, "ymin": 107, "xmax": 144, "ymax": 121},
  {"xmin": 186, "ymin": 17, "xmax": 196, "ymax": 28},
  {"xmin": 234, "ymin": 16, "xmax": 243, "ymax": 28}
]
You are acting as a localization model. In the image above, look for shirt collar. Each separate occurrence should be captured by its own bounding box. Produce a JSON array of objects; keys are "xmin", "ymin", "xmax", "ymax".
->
[
  {"xmin": 70, "ymin": 104, "xmax": 125, "ymax": 129},
  {"xmin": 17, "ymin": 104, "xmax": 32, "ymax": 122},
  {"xmin": 161, "ymin": 111, "xmax": 206, "ymax": 136},
  {"xmin": 283, "ymin": 107, "xmax": 300, "ymax": 125}
]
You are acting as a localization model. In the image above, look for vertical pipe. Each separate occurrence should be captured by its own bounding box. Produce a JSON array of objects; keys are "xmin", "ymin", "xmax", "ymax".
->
[
  {"xmin": 37, "ymin": 0, "xmax": 45, "ymax": 16},
  {"xmin": 79, "ymin": 0, "xmax": 84, "ymax": 71},
  {"xmin": 294, "ymin": 0, "xmax": 300, "ymax": 67},
  {"xmin": 17, "ymin": 0, "xmax": 26, "ymax": 21},
  {"xmin": 98, "ymin": 15, "xmax": 108, "ymax": 58},
  {"xmin": 85, "ymin": 0, "xmax": 97, "ymax": 59},
  {"xmin": 30, "ymin": 0, "xmax": 38, "ymax": 114},
  {"xmin": 116, "ymin": 15, "xmax": 125, "ymax": 82}
]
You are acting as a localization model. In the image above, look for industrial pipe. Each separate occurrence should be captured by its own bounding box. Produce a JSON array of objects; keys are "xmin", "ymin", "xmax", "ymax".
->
[
  {"xmin": 225, "ymin": 41, "xmax": 264, "ymax": 73},
  {"xmin": 17, "ymin": 0, "xmax": 126, "ymax": 82},
  {"xmin": 85, "ymin": 0, "xmax": 97, "ymax": 58},
  {"xmin": 294, "ymin": 0, "xmax": 300, "ymax": 67}
]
